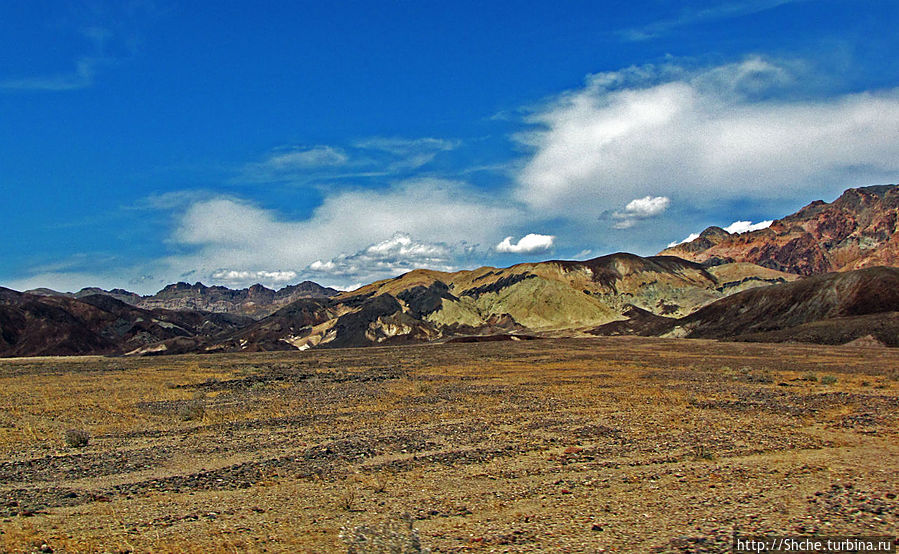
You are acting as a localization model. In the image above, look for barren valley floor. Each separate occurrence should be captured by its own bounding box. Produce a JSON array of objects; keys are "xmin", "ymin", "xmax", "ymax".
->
[{"xmin": 0, "ymin": 337, "xmax": 896, "ymax": 552}]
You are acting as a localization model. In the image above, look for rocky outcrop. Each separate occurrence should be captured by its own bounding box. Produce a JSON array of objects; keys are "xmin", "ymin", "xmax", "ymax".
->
[{"xmin": 660, "ymin": 185, "xmax": 899, "ymax": 275}]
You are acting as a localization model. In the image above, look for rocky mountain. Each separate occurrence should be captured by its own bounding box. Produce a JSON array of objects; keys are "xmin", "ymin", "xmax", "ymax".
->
[
  {"xmin": 137, "ymin": 280, "xmax": 339, "ymax": 317},
  {"xmin": 593, "ymin": 266, "xmax": 899, "ymax": 347},
  {"xmin": 27, "ymin": 280, "xmax": 339, "ymax": 319},
  {"xmin": 659, "ymin": 184, "xmax": 899, "ymax": 275},
  {"xmin": 26, "ymin": 287, "xmax": 142, "ymax": 304},
  {"xmin": 139, "ymin": 253, "xmax": 794, "ymax": 355},
  {"xmin": 0, "ymin": 288, "xmax": 253, "ymax": 357}
]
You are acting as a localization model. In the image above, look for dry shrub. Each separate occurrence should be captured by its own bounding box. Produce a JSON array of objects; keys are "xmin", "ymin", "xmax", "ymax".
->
[
  {"xmin": 178, "ymin": 399, "xmax": 206, "ymax": 421},
  {"xmin": 64, "ymin": 428, "xmax": 90, "ymax": 448},
  {"xmin": 340, "ymin": 513, "xmax": 430, "ymax": 553}
]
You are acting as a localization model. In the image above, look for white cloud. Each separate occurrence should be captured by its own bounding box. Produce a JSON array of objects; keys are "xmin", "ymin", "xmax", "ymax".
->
[
  {"xmin": 330, "ymin": 282, "xmax": 364, "ymax": 292},
  {"xmin": 211, "ymin": 269, "xmax": 298, "ymax": 283},
  {"xmin": 239, "ymin": 146, "xmax": 350, "ymax": 183},
  {"xmin": 666, "ymin": 219, "xmax": 773, "ymax": 248},
  {"xmin": 622, "ymin": 196, "xmax": 670, "ymax": 217},
  {"xmin": 306, "ymin": 233, "xmax": 456, "ymax": 279},
  {"xmin": 723, "ymin": 219, "xmax": 774, "ymax": 234},
  {"xmin": 573, "ymin": 249, "xmax": 593, "ymax": 259},
  {"xmin": 612, "ymin": 195, "xmax": 670, "ymax": 228},
  {"xmin": 308, "ymin": 260, "xmax": 337, "ymax": 272},
  {"xmin": 264, "ymin": 146, "xmax": 348, "ymax": 169},
  {"xmin": 495, "ymin": 233, "xmax": 555, "ymax": 254},
  {"xmin": 355, "ymin": 137, "xmax": 459, "ymax": 170},
  {"xmin": 1, "ymin": 10, "xmax": 155, "ymax": 93},
  {"xmin": 236, "ymin": 137, "xmax": 459, "ymax": 185},
  {"xmin": 667, "ymin": 232, "xmax": 701, "ymax": 248},
  {"xmin": 159, "ymin": 178, "xmax": 519, "ymax": 287},
  {"xmin": 516, "ymin": 57, "xmax": 899, "ymax": 221},
  {"xmin": 618, "ymin": 0, "xmax": 808, "ymax": 42},
  {"xmin": 0, "ymin": 56, "xmax": 104, "ymax": 92}
]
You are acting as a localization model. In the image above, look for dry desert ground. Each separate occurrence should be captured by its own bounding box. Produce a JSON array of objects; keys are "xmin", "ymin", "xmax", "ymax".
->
[{"xmin": 0, "ymin": 337, "xmax": 897, "ymax": 552}]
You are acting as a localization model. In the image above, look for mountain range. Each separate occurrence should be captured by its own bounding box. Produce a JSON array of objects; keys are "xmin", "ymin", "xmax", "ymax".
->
[
  {"xmin": 2, "ymin": 184, "xmax": 897, "ymax": 357},
  {"xmin": 26, "ymin": 280, "xmax": 338, "ymax": 318}
]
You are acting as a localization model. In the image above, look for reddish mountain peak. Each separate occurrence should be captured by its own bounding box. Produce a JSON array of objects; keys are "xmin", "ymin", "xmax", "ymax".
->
[
  {"xmin": 659, "ymin": 184, "xmax": 899, "ymax": 275},
  {"xmin": 699, "ymin": 226, "xmax": 729, "ymax": 239}
]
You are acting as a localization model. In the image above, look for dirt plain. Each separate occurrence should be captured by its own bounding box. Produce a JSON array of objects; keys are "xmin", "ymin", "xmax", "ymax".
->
[{"xmin": 0, "ymin": 337, "xmax": 896, "ymax": 553}]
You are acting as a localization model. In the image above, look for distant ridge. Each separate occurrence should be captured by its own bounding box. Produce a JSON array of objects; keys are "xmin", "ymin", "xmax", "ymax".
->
[{"xmin": 26, "ymin": 280, "xmax": 339, "ymax": 319}]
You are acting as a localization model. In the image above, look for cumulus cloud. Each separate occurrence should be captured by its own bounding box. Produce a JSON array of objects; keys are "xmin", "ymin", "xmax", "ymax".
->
[
  {"xmin": 723, "ymin": 219, "xmax": 774, "ymax": 234},
  {"xmin": 495, "ymin": 233, "xmax": 555, "ymax": 254},
  {"xmin": 306, "ymin": 233, "xmax": 456, "ymax": 279},
  {"xmin": 621, "ymin": 196, "xmax": 670, "ymax": 217},
  {"xmin": 159, "ymin": 178, "xmax": 518, "ymax": 287},
  {"xmin": 210, "ymin": 269, "xmax": 298, "ymax": 283},
  {"xmin": 516, "ymin": 57, "xmax": 899, "ymax": 221},
  {"xmin": 612, "ymin": 195, "xmax": 670, "ymax": 228}
]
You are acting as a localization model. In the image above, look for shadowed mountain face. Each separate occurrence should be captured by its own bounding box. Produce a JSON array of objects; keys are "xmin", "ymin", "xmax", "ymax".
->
[
  {"xmin": 675, "ymin": 266, "xmax": 899, "ymax": 345},
  {"xmin": 0, "ymin": 289, "xmax": 253, "ymax": 357},
  {"xmin": 592, "ymin": 266, "xmax": 899, "ymax": 347},
  {"xmin": 27, "ymin": 281, "xmax": 339, "ymax": 319},
  {"xmin": 659, "ymin": 185, "xmax": 899, "ymax": 275}
]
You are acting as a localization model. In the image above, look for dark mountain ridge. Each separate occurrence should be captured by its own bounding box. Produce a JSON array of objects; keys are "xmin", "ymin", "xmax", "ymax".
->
[
  {"xmin": 592, "ymin": 266, "xmax": 899, "ymax": 347},
  {"xmin": 26, "ymin": 280, "xmax": 339, "ymax": 319},
  {"xmin": 0, "ymin": 289, "xmax": 253, "ymax": 357}
]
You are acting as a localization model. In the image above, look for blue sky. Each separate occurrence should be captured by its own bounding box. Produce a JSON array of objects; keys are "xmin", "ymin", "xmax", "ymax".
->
[{"xmin": 3, "ymin": 0, "xmax": 899, "ymax": 293}]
